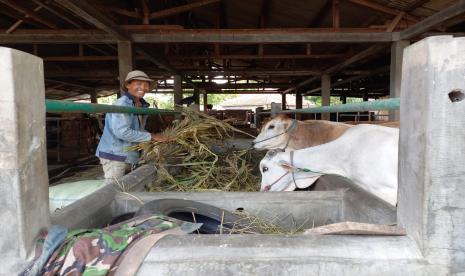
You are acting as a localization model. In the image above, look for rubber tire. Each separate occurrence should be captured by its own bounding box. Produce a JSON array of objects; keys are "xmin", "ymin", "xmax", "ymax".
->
[{"xmin": 135, "ymin": 199, "xmax": 246, "ymax": 234}]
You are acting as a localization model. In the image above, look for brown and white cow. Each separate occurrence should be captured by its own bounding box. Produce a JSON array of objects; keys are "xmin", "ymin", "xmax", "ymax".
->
[{"xmin": 253, "ymin": 115, "xmax": 352, "ymax": 151}]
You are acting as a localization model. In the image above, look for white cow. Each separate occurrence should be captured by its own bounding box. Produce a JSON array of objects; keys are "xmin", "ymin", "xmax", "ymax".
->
[
  {"xmin": 253, "ymin": 115, "xmax": 352, "ymax": 151},
  {"xmin": 259, "ymin": 124, "xmax": 399, "ymax": 206}
]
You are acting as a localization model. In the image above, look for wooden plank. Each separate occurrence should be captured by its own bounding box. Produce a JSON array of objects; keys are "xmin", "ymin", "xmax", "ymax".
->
[
  {"xmin": 400, "ymin": 0, "xmax": 465, "ymax": 39},
  {"xmin": 150, "ymin": 0, "xmax": 220, "ymax": 20},
  {"xmin": 304, "ymin": 221, "xmax": 406, "ymax": 235}
]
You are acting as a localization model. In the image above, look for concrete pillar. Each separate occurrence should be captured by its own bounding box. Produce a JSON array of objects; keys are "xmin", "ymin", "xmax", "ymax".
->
[
  {"xmin": 270, "ymin": 102, "xmax": 281, "ymax": 117},
  {"xmin": 255, "ymin": 107, "xmax": 264, "ymax": 127},
  {"xmin": 0, "ymin": 48, "xmax": 50, "ymax": 274},
  {"xmin": 389, "ymin": 40, "xmax": 409, "ymax": 121},
  {"xmin": 398, "ymin": 36, "xmax": 465, "ymax": 273},
  {"xmin": 321, "ymin": 74, "xmax": 331, "ymax": 120},
  {"xmin": 118, "ymin": 41, "xmax": 133, "ymax": 96},
  {"xmin": 173, "ymin": 75, "xmax": 182, "ymax": 109},
  {"xmin": 281, "ymin": 93, "xmax": 286, "ymax": 110}
]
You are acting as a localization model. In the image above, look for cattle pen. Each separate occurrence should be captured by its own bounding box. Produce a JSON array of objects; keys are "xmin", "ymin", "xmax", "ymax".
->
[{"xmin": 1, "ymin": 1, "xmax": 465, "ymax": 275}]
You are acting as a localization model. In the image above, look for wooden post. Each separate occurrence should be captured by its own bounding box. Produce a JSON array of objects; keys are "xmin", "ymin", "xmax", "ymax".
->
[
  {"xmin": 90, "ymin": 91, "xmax": 98, "ymax": 103},
  {"xmin": 296, "ymin": 89, "xmax": 302, "ymax": 120},
  {"xmin": 281, "ymin": 93, "xmax": 287, "ymax": 110},
  {"xmin": 203, "ymin": 92, "xmax": 208, "ymax": 113},
  {"xmin": 174, "ymin": 75, "xmax": 182, "ymax": 109},
  {"xmin": 194, "ymin": 89, "xmax": 200, "ymax": 105},
  {"xmin": 117, "ymin": 41, "xmax": 133, "ymax": 96},
  {"xmin": 321, "ymin": 74, "xmax": 331, "ymax": 120}
]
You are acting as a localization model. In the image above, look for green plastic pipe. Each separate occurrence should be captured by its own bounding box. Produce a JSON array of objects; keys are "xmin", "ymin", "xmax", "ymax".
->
[
  {"xmin": 272, "ymin": 98, "xmax": 400, "ymax": 114},
  {"xmin": 45, "ymin": 99, "xmax": 179, "ymax": 115}
]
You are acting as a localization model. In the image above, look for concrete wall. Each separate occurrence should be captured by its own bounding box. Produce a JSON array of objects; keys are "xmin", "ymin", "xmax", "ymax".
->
[
  {"xmin": 0, "ymin": 48, "xmax": 50, "ymax": 274},
  {"xmin": 398, "ymin": 35, "xmax": 465, "ymax": 273},
  {"xmin": 52, "ymin": 164, "xmax": 156, "ymax": 229}
]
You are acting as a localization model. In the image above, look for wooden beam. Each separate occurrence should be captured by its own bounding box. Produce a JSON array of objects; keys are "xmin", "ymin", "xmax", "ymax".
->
[
  {"xmin": 54, "ymin": 0, "xmax": 193, "ymax": 87},
  {"xmin": 284, "ymin": 44, "xmax": 387, "ymax": 94},
  {"xmin": 42, "ymin": 53, "xmax": 346, "ymax": 61},
  {"xmin": 400, "ymin": 0, "xmax": 465, "ymax": 40},
  {"xmin": 347, "ymin": 0, "xmax": 419, "ymax": 22},
  {"xmin": 0, "ymin": 0, "xmax": 57, "ymax": 29},
  {"xmin": 386, "ymin": 12, "xmax": 405, "ymax": 32},
  {"xmin": 46, "ymin": 69, "xmax": 322, "ymax": 78},
  {"xmin": 54, "ymin": 0, "xmax": 129, "ymax": 40},
  {"xmin": 106, "ymin": 7, "xmax": 140, "ymax": 19},
  {"xmin": 332, "ymin": 0, "xmax": 340, "ymax": 28},
  {"xmin": 405, "ymin": 0, "xmax": 430, "ymax": 12},
  {"xmin": 150, "ymin": 0, "xmax": 220, "ymax": 20},
  {"xmin": 6, "ymin": 4, "xmax": 44, "ymax": 33},
  {"xmin": 31, "ymin": 0, "xmax": 84, "ymax": 28},
  {"xmin": 140, "ymin": 0, "xmax": 150, "ymax": 24},
  {"xmin": 131, "ymin": 28, "xmax": 394, "ymax": 43},
  {"xmin": 306, "ymin": 66, "xmax": 389, "ymax": 94},
  {"xmin": 158, "ymin": 83, "xmax": 292, "ymax": 89},
  {"xmin": 0, "ymin": 28, "xmax": 396, "ymax": 43},
  {"xmin": 308, "ymin": 0, "xmax": 333, "ymax": 27}
]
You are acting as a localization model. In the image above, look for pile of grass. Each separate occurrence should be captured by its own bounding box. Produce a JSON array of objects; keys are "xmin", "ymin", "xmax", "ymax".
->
[
  {"xmin": 132, "ymin": 107, "xmax": 264, "ymax": 192},
  {"xmin": 222, "ymin": 210, "xmax": 310, "ymax": 235}
]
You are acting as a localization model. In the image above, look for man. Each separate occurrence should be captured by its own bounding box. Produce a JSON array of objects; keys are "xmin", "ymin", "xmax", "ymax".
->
[{"xmin": 96, "ymin": 70, "xmax": 170, "ymax": 180}]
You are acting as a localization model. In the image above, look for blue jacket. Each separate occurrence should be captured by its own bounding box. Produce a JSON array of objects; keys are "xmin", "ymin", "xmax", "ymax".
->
[{"xmin": 96, "ymin": 93, "xmax": 151, "ymax": 164}]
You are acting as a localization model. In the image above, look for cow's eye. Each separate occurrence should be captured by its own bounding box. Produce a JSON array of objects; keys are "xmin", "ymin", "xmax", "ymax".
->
[
  {"xmin": 268, "ymin": 125, "xmax": 275, "ymax": 130},
  {"xmin": 262, "ymin": 166, "xmax": 268, "ymax": 172}
]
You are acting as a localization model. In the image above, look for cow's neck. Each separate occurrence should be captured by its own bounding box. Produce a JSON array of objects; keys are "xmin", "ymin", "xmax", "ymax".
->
[{"xmin": 290, "ymin": 144, "xmax": 348, "ymax": 177}]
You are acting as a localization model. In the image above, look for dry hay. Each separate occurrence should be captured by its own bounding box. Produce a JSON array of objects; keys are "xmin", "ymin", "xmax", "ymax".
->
[
  {"xmin": 131, "ymin": 107, "xmax": 264, "ymax": 192},
  {"xmin": 222, "ymin": 210, "xmax": 310, "ymax": 235}
]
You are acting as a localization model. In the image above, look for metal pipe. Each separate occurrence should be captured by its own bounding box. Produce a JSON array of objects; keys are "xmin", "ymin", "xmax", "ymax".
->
[
  {"xmin": 45, "ymin": 99, "xmax": 179, "ymax": 115},
  {"xmin": 279, "ymin": 98, "xmax": 400, "ymax": 114}
]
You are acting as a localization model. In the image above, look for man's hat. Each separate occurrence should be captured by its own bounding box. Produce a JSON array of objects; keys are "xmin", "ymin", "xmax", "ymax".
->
[{"xmin": 122, "ymin": 70, "xmax": 155, "ymax": 91}]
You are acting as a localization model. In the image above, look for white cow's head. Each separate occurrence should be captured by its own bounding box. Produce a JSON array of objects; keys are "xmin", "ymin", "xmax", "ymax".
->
[
  {"xmin": 259, "ymin": 150, "xmax": 321, "ymax": 192},
  {"xmin": 253, "ymin": 115, "xmax": 295, "ymax": 150}
]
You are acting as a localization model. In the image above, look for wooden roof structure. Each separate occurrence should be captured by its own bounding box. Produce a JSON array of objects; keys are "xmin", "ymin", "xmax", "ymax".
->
[{"xmin": 0, "ymin": 0, "xmax": 464, "ymax": 101}]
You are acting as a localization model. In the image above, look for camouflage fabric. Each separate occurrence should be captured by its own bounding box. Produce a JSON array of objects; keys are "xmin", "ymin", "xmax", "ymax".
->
[{"xmin": 26, "ymin": 214, "xmax": 195, "ymax": 276}]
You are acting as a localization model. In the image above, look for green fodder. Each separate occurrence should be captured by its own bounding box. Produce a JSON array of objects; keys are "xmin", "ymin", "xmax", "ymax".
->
[{"xmin": 130, "ymin": 107, "xmax": 264, "ymax": 192}]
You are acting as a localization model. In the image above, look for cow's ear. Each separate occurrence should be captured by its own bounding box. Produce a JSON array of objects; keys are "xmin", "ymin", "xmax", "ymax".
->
[{"xmin": 278, "ymin": 160, "xmax": 293, "ymax": 171}]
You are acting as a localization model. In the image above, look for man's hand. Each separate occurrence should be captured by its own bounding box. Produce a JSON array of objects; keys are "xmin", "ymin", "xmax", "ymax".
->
[{"xmin": 151, "ymin": 133, "xmax": 172, "ymax": 142}]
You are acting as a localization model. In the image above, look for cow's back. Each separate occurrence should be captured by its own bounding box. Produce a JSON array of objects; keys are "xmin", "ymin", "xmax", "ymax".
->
[{"xmin": 290, "ymin": 120, "xmax": 352, "ymax": 149}]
